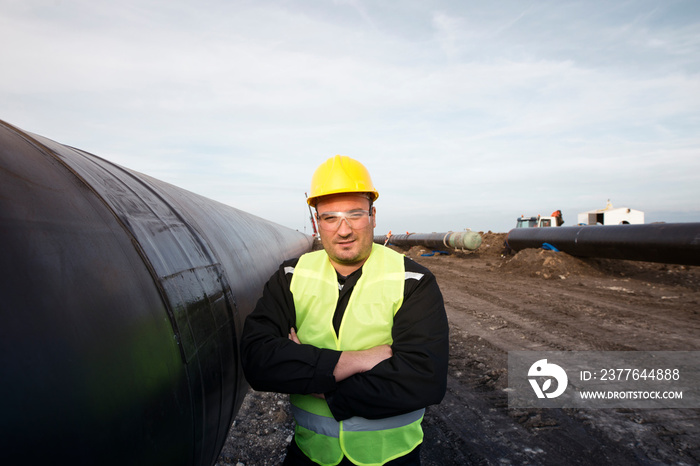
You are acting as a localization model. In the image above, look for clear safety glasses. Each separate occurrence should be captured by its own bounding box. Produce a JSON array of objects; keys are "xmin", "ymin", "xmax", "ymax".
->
[{"xmin": 316, "ymin": 210, "xmax": 372, "ymax": 231}]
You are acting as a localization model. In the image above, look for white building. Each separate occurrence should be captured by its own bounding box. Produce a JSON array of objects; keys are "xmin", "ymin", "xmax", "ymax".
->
[{"xmin": 577, "ymin": 200, "xmax": 644, "ymax": 225}]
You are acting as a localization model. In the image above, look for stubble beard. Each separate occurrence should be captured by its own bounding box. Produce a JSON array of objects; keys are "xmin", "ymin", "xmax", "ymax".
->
[{"xmin": 324, "ymin": 232, "xmax": 372, "ymax": 266}]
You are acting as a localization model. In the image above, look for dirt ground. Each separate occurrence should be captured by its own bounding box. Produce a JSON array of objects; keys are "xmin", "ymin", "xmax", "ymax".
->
[{"xmin": 216, "ymin": 232, "xmax": 700, "ymax": 466}]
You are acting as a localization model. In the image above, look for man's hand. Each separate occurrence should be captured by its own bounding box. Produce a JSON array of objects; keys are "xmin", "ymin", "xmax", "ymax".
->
[
  {"xmin": 288, "ymin": 327, "xmax": 392, "ymax": 382},
  {"xmin": 333, "ymin": 344, "xmax": 392, "ymax": 382},
  {"xmin": 289, "ymin": 327, "xmax": 301, "ymax": 344}
]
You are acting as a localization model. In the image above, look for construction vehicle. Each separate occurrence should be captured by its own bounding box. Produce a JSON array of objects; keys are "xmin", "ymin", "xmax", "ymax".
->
[{"xmin": 515, "ymin": 210, "xmax": 564, "ymax": 228}]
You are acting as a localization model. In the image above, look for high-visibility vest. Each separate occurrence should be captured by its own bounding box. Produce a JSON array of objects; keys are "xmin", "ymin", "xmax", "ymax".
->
[{"xmin": 289, "ymin": 244, "xmax": 425, "ymax": 466}]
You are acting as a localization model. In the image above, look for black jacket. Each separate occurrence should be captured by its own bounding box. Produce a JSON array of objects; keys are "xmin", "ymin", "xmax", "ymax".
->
[{"xmin": 240, "ymin": 251, "xmax": 449, "ymax": 421}]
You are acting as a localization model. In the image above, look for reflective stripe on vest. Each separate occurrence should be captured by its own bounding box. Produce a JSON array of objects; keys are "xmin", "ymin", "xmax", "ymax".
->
[
  {"xmin": 291, "ymin": 403, "xmax": 425, "ymax": 436},
  {"xmin": 289, "ymin": 244, "xmax": 424, "ymax": 465}
]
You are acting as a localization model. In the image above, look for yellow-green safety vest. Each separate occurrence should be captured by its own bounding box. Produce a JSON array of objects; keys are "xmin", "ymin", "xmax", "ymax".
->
[{"xmin": 289, "ymin": 244, "xmax": 425, "ymax": 466}]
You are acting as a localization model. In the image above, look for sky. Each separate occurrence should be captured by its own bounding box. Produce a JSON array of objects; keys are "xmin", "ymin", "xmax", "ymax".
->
[{"xmin": 2, "ymin": 0, "xmax": 699, "ymax": 234}]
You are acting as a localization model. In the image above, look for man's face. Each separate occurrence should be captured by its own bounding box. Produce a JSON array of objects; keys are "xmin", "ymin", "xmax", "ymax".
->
[{"xmin": 315, "ymin": 193, "xmax": 376, "ymax": 273}]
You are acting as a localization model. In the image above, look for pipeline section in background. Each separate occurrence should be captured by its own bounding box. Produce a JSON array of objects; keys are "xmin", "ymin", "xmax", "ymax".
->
[
  {"xmin": 0, "ymin": 120, "xmax": 314, "ymax": 466},
  {"xmin": 375, "ymin": 230, "xmax": 482, "ymax": 251},
  {"xmin": 505, "ymin": 223, "xmax": 700, "ymax": 266}
]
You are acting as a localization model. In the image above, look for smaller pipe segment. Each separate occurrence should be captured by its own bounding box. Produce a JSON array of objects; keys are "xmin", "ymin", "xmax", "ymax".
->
[{"xmin": 374, "ymin": 231, "xmax": 482, "ymax": 251}]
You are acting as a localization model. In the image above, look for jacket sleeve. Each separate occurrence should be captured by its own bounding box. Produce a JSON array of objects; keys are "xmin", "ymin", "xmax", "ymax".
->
[
  {"xmin": 240, "ymin": 260, "xmax": 342, "ymax": 395},
  {"xmin": 325, "ymin": 259, "xmax": 449, "ymax": 420}
]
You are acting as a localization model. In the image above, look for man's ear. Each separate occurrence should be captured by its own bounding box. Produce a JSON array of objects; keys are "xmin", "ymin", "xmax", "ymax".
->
[{"xmin": 371, "ymin": 206, "xmax": 377, "ymax": 228}]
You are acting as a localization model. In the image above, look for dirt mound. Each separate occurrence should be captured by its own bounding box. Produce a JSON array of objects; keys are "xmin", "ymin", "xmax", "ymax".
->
[
  {"xmin": 498, "ymin": 245, "xmax": 700, "ymax": 288},
  {"xmin": 499, "ymin": 248, "xmax": 603, "ymax": 279},
  {"xmin": 584, "ymin": 258, "xmax": 700, "ymax": 289},
  {"xmin": 475, "ymin": 231, "xmax": 508, "ymax": 258}
]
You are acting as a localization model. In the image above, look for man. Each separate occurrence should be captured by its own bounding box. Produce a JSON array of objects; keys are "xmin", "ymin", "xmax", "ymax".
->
[{"xmin": 240, "ymin": 155, "xmax": 449, "ymax": 465}]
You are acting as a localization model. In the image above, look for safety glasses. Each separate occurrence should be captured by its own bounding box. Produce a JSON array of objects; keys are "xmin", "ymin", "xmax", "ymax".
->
[{"xmin": 316, "ymin": 210, "xmax": 372, "ymax": 231}]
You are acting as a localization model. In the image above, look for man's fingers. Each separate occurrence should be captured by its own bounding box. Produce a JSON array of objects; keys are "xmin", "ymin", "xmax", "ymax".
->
[{"xmin": 288, "ymin": 327, "xmax": 300, "ymax": 344}]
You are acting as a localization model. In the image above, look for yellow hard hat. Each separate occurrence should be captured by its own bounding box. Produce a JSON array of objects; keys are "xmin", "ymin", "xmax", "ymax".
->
[{"xmin": 307, "ymin": 155, "xmax": 379, "ymax": 206}]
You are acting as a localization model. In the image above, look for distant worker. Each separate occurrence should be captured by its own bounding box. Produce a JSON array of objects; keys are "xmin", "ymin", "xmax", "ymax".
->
[
  {"xmin": 551, "ymin": 210, "xmax": 565, "ymax": 227},
  {"xmin": 241, "ymin": 155, "xmax": 449, "ymax": 465}
]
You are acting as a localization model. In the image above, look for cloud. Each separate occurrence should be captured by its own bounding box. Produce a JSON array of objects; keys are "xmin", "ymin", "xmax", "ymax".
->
[{"xmin": 1, "ymin": 0, "xmax": 699, "ymax": 233}]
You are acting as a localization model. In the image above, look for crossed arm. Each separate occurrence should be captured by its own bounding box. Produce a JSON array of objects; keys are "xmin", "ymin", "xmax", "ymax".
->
[
  {"xmin": 240, "ymin": 259, "xmax": 448, "ymax": 420},
  {"xmin": 288, "ymin": 327, "xmax": 392, "ymax": 385}
]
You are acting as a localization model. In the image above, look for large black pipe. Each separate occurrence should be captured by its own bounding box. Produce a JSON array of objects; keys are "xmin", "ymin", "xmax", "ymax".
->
[
  {"xmin": 0, "ymin": 120, "xmax": 313, "ymax": 465},
  {"xmin": 505, "ymin": 223, "xmax": 700, "ymax": 266}
]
